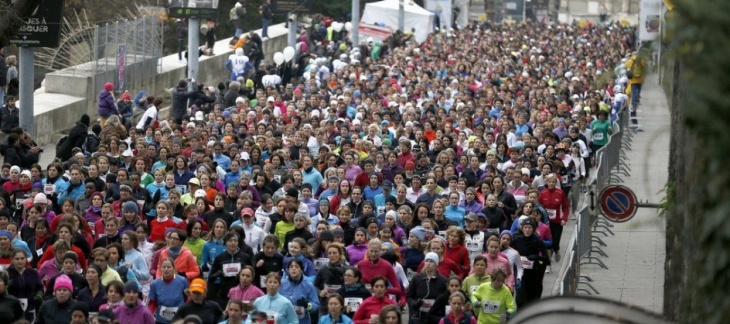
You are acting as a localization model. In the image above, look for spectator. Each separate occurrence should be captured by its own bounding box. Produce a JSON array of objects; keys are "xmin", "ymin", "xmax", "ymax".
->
[{"xmin": 260, "ymin": 0, "xmax": 272, "ymax": 38}]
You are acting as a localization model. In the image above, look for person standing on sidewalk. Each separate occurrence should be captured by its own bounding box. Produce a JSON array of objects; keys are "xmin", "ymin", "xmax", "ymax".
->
[
  {"xmin": 0, "ymin": 47, "xmax": 6, "ymax": 108},
  {"xmin": 259, "ymin": 0, "xmax": 273, "ymax": 38},
  {"xmin": 625, "ymin": 51, "xmax": 646, "ymax": 124}
]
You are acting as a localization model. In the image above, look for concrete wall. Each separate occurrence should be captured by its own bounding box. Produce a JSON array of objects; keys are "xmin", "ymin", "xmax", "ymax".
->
[{"xmin": 33, "ymin": 23, "xmax": 290, "ymax": 145}]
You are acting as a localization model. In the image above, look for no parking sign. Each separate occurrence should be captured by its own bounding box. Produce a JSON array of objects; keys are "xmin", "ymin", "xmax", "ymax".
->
[{"xmin": 599, "ymin": 185, "xmax": 638, "ymax": 222}]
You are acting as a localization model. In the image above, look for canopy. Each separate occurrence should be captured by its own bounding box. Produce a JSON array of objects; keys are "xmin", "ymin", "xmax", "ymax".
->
[{"xmin": 361, "ymin": 0, "xmax": 435, "ymax": 43}]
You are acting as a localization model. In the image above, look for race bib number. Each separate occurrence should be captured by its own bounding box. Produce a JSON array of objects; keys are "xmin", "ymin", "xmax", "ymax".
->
[
  {"xmin": 160, "ymin": 306, "xmax": 179, "ymax": 321},
  {"xmin": 324, "ymin": 284, "xmax": 341, "ymax": 293},
  {"xmin": 314, "ymin": 258, "xmax": 328, "ymax": 270},
  {"xmin": 547, "ymin": 209, "xmax": 557, "ymax": 220},
  {"xmin": 483, "ymin": 301, "xmax": 501, "ymax": 313},
  {"xmin": 294, "ymin": 306, "xmax": 306, "ymax": 318},
  {"xmin": 44, "ymin": 184, "xmax": 55, "ymax": 195},
  {"xmin": 445, "ymin": 305, "xmax": 451, "ymax": 315},
  {"xmin": 15, "ymin": 198, "xmax": 26, "ymax": 210},
  {"xmin": 260, "ymin": 275, "xmax": 267, "ymax": 287},
  {"xmin": 439, "ymin": 231, "xmax": 447, "ymax": 239},
  {"xmin": 265, "ymin": 310, "xmax": 278, "ymax": 324},
  {"xmin": 593, "ymin": 133, "xmax": 604, "ymax": 141},
  {"xmin": 223, "ymin": 262, "xmax": 242, "ymax": 277},
  {"xmin": 19, "ymin": 298, "xmax": 27, "ymax": 311},
  {"xmin": 344, "ymin": 298, "xmax": 363, "ymax": 313},
  {"xmin": 466, "ymin": 241, "xmax": 482, "ymax": 252},
  {"xmin": 274, "ymin": 175, "xmax": 282, "ymax": 183},
  {"xmin": 176, "ymin": 185, "xmax": 187, "ymax": 195},
  {"xmin": 36, "ymin": 248, "xmax": 44, "ymax": 257},
  {"xmin": 377, "ymin": 206, "xmax": 385, "ymax": 215},
  {"xmin": 419, "ymin": 299, "xmax": 435, "ymax": 312},
  {"xmin": 389, "ymin": 294, "xmax": 396, "ymax": 301},
  {"xmin": 521, "ymin": 256, "xmax": 534, "ymax": 270}
]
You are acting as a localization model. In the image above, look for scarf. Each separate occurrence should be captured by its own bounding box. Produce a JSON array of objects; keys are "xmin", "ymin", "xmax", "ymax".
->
[
  {"xmin": 35, "ymin": 234, "xmax": 50, "ymax": 248},
  {"xmin": 168, "ymin": 245, "xmax": 182, "ymax": 260},
  {"xmin": 66, "ymin": 180, "xmax": 82, "ymax": 194}
]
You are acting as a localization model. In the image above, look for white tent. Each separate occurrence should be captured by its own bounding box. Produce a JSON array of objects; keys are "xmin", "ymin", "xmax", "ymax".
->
[{"xmin": 361, "ymin": 0, "xmax": 435, "ymax": 43}]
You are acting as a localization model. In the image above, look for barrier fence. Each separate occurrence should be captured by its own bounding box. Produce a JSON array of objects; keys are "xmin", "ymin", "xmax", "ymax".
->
[{"xmin": 557, "ymin": 103, "xmax": 635, "ymax": 296}]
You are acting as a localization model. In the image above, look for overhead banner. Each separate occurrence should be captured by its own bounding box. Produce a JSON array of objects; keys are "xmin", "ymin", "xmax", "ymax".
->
[
  {"xmin": 8, "ymin": 0, "xmax": 65, "ymax": 47},
  {"xmin": 358, "ymin": 23, "xmax": 393, "ymax": 42},
  {"xmin": 639, "ymin": 0, "xmax": 661, "ymax": 41},
  {"xmin": 425, "ymin": 0, "xmax": 452, "ymax": 31}
]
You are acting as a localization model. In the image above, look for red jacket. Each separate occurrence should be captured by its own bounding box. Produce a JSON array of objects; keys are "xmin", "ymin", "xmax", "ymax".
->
[
  {"xmin": 357, "ymin": 258, "xmax": 403, "ymax": 300},
  {"xmin": 156, "ymin": 246, "xmax": 200, "ymax": 282},
  {"xmin": 352, "ymin": 295, "xmax": 397, "ymax": 324},
  {"xmin": 417, "ymin": 257, "xmax": 465, "ymax": 279},
  {"xmin": 539, "ymin": 187, "xmax": 570, "ymax": 224},
  {"xmin": 444, "ymin": 243, "xmax": 471, "ymax": 275}
]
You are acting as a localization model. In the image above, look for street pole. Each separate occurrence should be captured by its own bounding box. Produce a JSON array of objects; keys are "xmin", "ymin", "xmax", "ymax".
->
[
  {"xmin": 399, "ymin": 0, "xmax": 405, "ymax": 32},
  {"xmin": 288, "ymin": 12, "xmax": 298, "ymax": 47},
  {"xmin": 523, "ymin": 0, "xmax": 527, "ymax": 21},
  {"xmin": 187, "ymin": 18, "xmax": 200, "ymax": 88},
  {"xmin": 352, "ymin": 0, "xmax": 360, "ymax": 44},
  {"xmin": 18, "ymin": 48, "xmax": 34, "ymax": 138}
]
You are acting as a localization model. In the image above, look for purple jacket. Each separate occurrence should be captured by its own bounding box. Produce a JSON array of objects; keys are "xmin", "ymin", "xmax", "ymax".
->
[
  {"xmin": 459, "ymin": 199, "xmax": 483, "ymax": 214},
  {"xmin": 346, "ymin": 243, "xmax": 368, "ymax": 266},
  {"xmin": 98, "ymin": 90, "xmax": 119, "ymax": 117},
  {"xmin": 114, "ymin": 302, "xmax": 155, "ymax": 324}
]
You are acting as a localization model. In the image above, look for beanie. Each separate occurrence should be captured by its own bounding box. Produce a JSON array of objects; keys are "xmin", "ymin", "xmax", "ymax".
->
[
  {"xmin": 71, "ymin": 302, "xmax": 90, "ymax": 319},
  {"xmin": 54, "ymin": 274, "xmax": 73, "ymax": 292},
  {"xmin": 409, "ymin": 226, "xmax": 428, "ymax": 241},
  {"xmin": 63, "ymin": 251, "xmax": 79, "ymax": 264},
  {"xmin": 33, "ymin": 193, "xmax": 48, "ymax": 205},
  {"xmin": 286, "ymin": 188, "xmax": 299, "ymax": 199},
  {"xmin": 120, "ymin": 92, "xmax": 131, "ymax": 101},
  {"xmin": 122, "ymin": 201, "xmax": 139, "ymax": 214},
  {"xmin": 123, "ymin": 281, "xmax": 140, "ymax": 293},
  {"xmin": 104, "ymin": 82, "xmax": 114, "ymax": 92},
  {"xmin": 424, "ymin": 252, "xmax": 439, "ymax": 265}
]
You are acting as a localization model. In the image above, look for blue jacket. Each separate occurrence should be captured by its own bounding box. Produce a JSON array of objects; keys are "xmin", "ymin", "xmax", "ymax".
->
[
  {"xmin": 201, "ymin": 239, "xmax": 226, "ymax": 268},
  {"xmin": 301, "ymin": 168, "xmax": 323, "ymax": 192},
  {"xmin": 318, "ymin": 313, "xmax": 354, "ymax": 324},
  {"xmin": 224, "ymin": 169, "xmax": 240, "ymax": 187},
  {"xmin": 280, "ymin": 276, "xmax": 320, "ymax": 324},
  {"xmin": 149, "ymin": 275, "xmax": 188, "ymax": 323},
  {"xmin": 253, "ymin": 293, "xmax": 299, "ymax": 324},
  {"xmin": 57, "ymin": 180, "xmax": 86, "ymax": 204},
  {"xmin": 214, "ymin": 154, "xmax": 232, "ymax": 171},
  {"xmin": 124, "ymin": 248, "xmax": 151, "ymax": 282},
  {"xmin": 174, "ymin": 170, "xmax": 195, "ymax": 186},
  {"xmin": 282, "ymin": 254, "xmax": 316, "ymax": 283},
  {"xmin": 444, "ymin": 205, "xmax": 467, "ymax": 228}
]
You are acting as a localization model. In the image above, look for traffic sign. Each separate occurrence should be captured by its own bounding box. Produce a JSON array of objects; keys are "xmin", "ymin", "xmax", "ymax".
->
[
  {"xmin": 168, "ymin": 0, "xmax": 219, "ymax": 20},
  {"xmin": 599, "ymin": 185, "xmax": 638, "ymax": 222},
  {"xmin": 8, "ymin": 0, "xmax": 65, "ymax": 47}
]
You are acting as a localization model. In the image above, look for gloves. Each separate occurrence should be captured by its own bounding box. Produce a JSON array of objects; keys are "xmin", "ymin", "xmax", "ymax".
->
[
  {"xmin": 473, "ymin": 301, "xmax": 482, "ymax": 309},
  {"xmin": 296, "ymin": 297, "xmax": 308, "ymax": 308},
  {"xmin": 515, "ymin": 279, "xmax": 522, "ymax": 289}
]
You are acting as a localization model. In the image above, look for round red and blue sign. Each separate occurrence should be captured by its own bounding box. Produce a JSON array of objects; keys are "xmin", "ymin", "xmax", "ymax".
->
[{"xmin": 598, "ymin": 185, "xmax": 638, "ymax": 222}]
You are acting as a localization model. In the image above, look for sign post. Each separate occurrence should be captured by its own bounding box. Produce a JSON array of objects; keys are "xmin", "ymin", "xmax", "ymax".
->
[
  {"xmin": 598, "ymin": 185, "xmax": 638, "ymax": 222},
  {"xmin": 8, "ymin": 0, "xmax": 65, "ymax": 139},
  {"xmin": 167, "ymin": 1, "xmax": 219, "ymax": 89}
]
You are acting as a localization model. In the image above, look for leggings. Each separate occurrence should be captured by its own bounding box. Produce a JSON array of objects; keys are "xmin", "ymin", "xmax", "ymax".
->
[{"xmin": 549, "ymin": 222, "xmax": 564, "ymax": 253}]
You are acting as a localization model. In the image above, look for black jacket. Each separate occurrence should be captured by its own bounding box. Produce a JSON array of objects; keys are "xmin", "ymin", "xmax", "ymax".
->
[
  {"xmin": 406, "ymin": 273, "xmax": 449, "ymax": 324},
  {"xmin": 0, "ymin": 292, "xmax": 23, "ymax": 322},
  {"xmin": 56, "ymin": 121, "xmax": 88, "ymax": 161},
  {"xmin": 511, "ymin": 230, "xmax": 550, "ymax": 266},
  {"xmin": 252, "ymin": 251, "xmax": 284, "ymax": 288},
  {"xmin": 170, "ymin": 84, "xmax": 197, "ymax": 121},
  {"xmin": 0, "ymin": 106, "xmax": 18, "ymax": 134},
  {"xmin": 208, "ymin": 249, "xmax": 251, "ymax": 304},
  {"xmin": 283, "ymin": 227, "xmax": 313, "ymax": 255}
]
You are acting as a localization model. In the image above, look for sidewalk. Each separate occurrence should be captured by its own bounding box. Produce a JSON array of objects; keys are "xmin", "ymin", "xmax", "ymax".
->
[{"xmin": 546, "ymin": 75, "xmax": 668, "ymax": 314}]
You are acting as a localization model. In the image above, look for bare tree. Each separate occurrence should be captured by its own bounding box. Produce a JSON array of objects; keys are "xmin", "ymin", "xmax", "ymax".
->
[{"xmin": 0, "ymin": 0, "xmax": 45, "ymax": 46}]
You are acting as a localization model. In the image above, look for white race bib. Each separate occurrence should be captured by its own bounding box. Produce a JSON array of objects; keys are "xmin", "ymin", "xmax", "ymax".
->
[
  {"xmin": 159, "ymin": 306, "xmax": 179, "ymax": 321},
  {"xmin": 445, "ymin": 305, "xmax": 452, "ymax": 315},
  {"xmin": 439, "ymin": 231, "xmax": 447, "ymax": 239},
  {"xmin": 36, "ymin": 248, "xmax": 43, "ymax": 256},
  {"xmin": 547, "ymin": 209, "xmax": 557, "ymax": 220},
  {"xmin": 324, "ymin": 284, "xmax": 341, "ymax": 293},
  {"xmin": 294, "ymin": 306, "xmax": 306, "ymax": 318},
  {"xmin": 483, "ymin": 301, "xmax": 501, "ymax": 313},
  {"xmin": 19, "ymin": 298, "xmax": 27, "ymax": 311},
  {"xmin": 314, "ymin": 258, "xmax": 328, "ymax": 270},
  {"xmin": 419, "ymin": 299, "xmax": 435, "ymax": 312},
  {"xmin": 521, "ymin": 256, "xmax": 534, "ymax": 270},
  {"xmin": 344, "ymin": 297, "xmax": 363, "ymax": 313},
  {"xmin": 265, "ymin": 310, "xmax": 279, "ymax": 324},
  {"xmin": 223, "ymin": 262, "xmax": 242, "ymax": 277},
  {"xmin": 176, "ymin": 185, "xmax": 187, "ymax": 195},
  {"xmin": 593, "ymin": 132, "xmax": 604, "ymax": 141},
  {"xmin": 260, "ymin": 275, "xmax": 267, "ymax": 287},
  {"xmin": 44, "ymin": 184, "xmax": 55, "ymax": 195}
]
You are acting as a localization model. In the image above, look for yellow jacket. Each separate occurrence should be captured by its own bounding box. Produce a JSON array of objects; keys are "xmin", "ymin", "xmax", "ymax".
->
[{"xmin": 625, "ymin": 55, "xmax": 646, "ymax": 84}]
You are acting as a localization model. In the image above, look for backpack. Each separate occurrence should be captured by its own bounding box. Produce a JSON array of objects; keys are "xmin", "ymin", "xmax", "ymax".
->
[
  {"xmin": 230, "ymin": 7, "xmax": 238, "ymax": 21},
  {"xmin": 55, "ymin": 135, "xmax": 68, "ymax": 153}
]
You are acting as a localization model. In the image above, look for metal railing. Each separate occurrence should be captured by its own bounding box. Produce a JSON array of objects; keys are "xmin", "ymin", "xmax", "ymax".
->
[{"xmin": 557, "ymin": 101, "xmax": 634, "ymax": 296}]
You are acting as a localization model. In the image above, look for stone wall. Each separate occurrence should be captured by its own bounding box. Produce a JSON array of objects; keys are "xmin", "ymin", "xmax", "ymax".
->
[{"xmin": 31, "ymin": 23, "xmax": 289, "ymax": 145}]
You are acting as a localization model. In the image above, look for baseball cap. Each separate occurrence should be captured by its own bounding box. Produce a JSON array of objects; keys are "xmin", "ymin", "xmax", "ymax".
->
[
  {"xmin": 190, "ymin": 278, "xmax": 207, "ymax": 294},
  {"xmin": 242, "ymin": 208, "xmax": 254, "ymax": 217}
]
